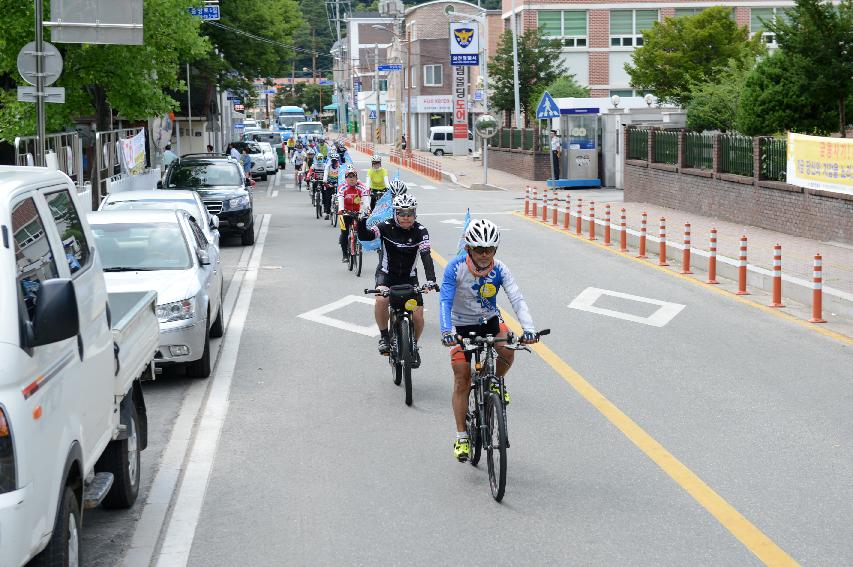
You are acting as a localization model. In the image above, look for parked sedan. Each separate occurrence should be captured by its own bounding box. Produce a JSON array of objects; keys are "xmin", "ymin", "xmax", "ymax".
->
[
  {"xmin": 231, "ymin": 141, "xmax": 267, "ymax": 180},
  {"xmin": 99, "ymin": 189, "xmax": 220, "ymax": 247},
  {"xmin": 88, "ymin": 209, "xmax": 224, "ymax": 378},
  {"xmin": 257, "ymin": 141, "xmax": 277, "ymax": 176}
]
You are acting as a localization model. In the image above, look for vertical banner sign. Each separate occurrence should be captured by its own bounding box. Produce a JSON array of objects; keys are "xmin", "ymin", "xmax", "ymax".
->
[
  {"xmin": 453, "ymin": 66, "xmax": 468, "ymax": 156},
  {"xmin": 450, "ymin": 22, "xmax": 479, "ymax": 66},
  {"xmin": 786, "ymin": 133, "xmax": 853, "ymax": 196}
]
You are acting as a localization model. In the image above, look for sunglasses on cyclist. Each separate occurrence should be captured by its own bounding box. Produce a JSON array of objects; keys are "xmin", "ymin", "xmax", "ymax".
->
[
  {"xmin": 345, "ymin": 173, "xmax": 357, "ymax": 178},
  {"xmin": 471, "ymin": 246, "xmax": 496, "ymax": 255},
  {"xmin": 395, "ymin": 210, "xmax": 415, "ymax": 217}
]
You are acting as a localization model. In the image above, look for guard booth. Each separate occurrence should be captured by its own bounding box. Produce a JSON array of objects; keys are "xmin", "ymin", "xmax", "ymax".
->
[{"xmin": 559, "ymin": 108, "xmax": 600, "ymax": 187}]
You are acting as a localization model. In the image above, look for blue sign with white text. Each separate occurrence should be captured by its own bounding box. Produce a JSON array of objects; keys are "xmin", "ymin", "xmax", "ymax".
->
[
  {"xmin": 378, "ymin": 64, "xmax": 403, "ymax": 71},
  {"xmin": 188, "ymin": 6, "xmax": 220, "ymax": 20},
  {"xmin": 560, "ymin": 107, "xmax": 600, "ymax": 115},
  {"xmin": 451, "ymin": 54, "xmax": 479, "ymax": 66}
]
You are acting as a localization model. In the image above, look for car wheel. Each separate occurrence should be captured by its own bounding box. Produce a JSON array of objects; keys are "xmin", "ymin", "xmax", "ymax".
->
[
  {"xmin": 434, "ymin": 149, "xmax": 444, "ymax": 156},
  {"xmin": 241, "ymin": 221, "xmax": 256, "ymax": 246},
  {"xmin": 96, "ymin": 400, "xmax": 141, "ymax": 509},
  {"xmin": 187, "ymin": 319, "xmax": 212, "ymax": 379},
  {"xmin": 30, "ymin": 486, "xmax": 81, "ymax": 567},
  {"xmin": 209, "ymin": 289, "xmax": 224, "ymax": 338},
  {"xmin": 261, "ymin": 172, "xmax": 268, "ymax": 181}
]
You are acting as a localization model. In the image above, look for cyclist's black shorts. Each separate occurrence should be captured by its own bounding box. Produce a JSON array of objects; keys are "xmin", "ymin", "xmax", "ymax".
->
[
  {"xmin": 294, "ymin": 163, "xmax": 302, "ymax": 171},
  {"xmin": 376, "ymin": 273, "xmax": 423, "ymax": 306},
  {"xmin": 451, "ymin": 316, "xmax": 509, "ymax": 364},
  {"xmin": 370, "ymin": 189, "xmax": 387, "ymax": 210}
]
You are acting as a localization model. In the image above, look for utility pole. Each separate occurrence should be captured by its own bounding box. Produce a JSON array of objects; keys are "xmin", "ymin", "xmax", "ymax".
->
[
  {"xmin": 509, "ymin": 0, "xmax": 521, "ymax": 127},
  {"xmin": 311, "ymin": 27, "xmax": 317, "ymax": 83},
  {"xmin": 374, "ymin": 42, "xmax": 380, "ymax": 145},
  {"xmin": 34, "ymin": 0, "xmax": 46, "ymax": 166},
  {"xmin": 186, "ymin": 63, "xmax": 192, "ymax": 153},
  {"xmin": 406, "ymin": 28, "xmax": 412, "ymax": 155}
]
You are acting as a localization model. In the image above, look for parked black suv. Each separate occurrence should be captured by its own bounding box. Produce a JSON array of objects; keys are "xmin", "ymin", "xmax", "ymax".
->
[{"xmin": 159, "ymin": 155, "xmax": 255, "ymax": 245}]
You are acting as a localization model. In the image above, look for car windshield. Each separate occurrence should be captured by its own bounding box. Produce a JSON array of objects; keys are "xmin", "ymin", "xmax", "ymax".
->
[
  {"xmin": 91, "ymin": 222, "xmax": 192, "ymax": 271},
  {"xmin": 233, "ymin": 142, "xmax": 262, "ymax": 154},
  {"xmin": 278, "ymin": 116, "xmax": 303, "ymax": 128},
  {"xmin": 102, "ymin": 198, "xmax": 205, "ymax": 223},
  {"xmin": 297, "ymin": 124, "xmax": 324, "ymax": 135},
  {"xmin": 259, "ymin": 143, "xmax": 272, "ymax": 152},
  {"xmin": 167, "ymin": 163, "xmax": 243, "ymax": 188}
]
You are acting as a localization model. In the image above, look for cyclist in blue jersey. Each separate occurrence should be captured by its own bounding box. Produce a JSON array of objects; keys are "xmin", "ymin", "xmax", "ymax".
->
[{"xmin": 439, "ymin": 219, "xmax": 539, "ymax": 462}]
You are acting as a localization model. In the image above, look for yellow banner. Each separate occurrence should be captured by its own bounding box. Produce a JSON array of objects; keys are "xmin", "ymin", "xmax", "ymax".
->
[{"xmin": 786, "ymin": 133, "xmax": 853, "ymax": 195}]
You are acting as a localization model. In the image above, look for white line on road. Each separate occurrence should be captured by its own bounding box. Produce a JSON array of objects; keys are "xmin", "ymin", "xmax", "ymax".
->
[
  {"xmin": 133, "ymin": 215, "xmax": 270, "ymax": 567},
  {"xmin": 568, "ymin": 287, "xmax": 685, "ymax": 327},
  {"xmin": 272, "ymin": 190, "xmax": 279, "ymax": 198},
  {"xmin": 417, "ymin": 211, "xmax": 515, "ymax": 216},
  {"xmin": 421, "ymin": 184, "xmax": 436, "ymax": 190},
  {"xmin": 274, "ymin": 171, "xmax": 281, "ymax": 187},
  {"xmin": 297, "ymin": 295, "xmax": 381, "ymax": 337}
]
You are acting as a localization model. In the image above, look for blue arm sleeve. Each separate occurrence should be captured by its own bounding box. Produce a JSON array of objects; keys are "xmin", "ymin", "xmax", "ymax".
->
[{"xmin": 439, "ymin": 259, "xmax": 459, "ymax": 334}]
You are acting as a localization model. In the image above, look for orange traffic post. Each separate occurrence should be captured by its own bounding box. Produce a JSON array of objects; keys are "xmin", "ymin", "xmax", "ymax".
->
[
  {"xmin": 603, "ymin": 204, "xmax": 612, "ymax": 246},
  {"xmin": 575, "ymin": 198, "xmax": 583, "ymax": 235},
  {"xmin": 524, "ymin": 187, "xmax": 531, "ymax": 216},
  {"xmin": 658, "ymin": 217, "xmax": 668, "ymax": 266},
  {"xmin": 541, "ymin": 188, "xmax": 549, "ymax": 222},
  {"xmin": 532, "ymin": 188, "xmax": 538, "ymax": 218},
  {"xmin": 619, "ymin": 208, "xmax": 627, "ymax": 252},
  {"xmin": 810, "ymin": 253, "xmax": 827, "ymax": 323},
  {"xmin": 769, "ymin": 244, "xmax": 785, "ymax": 308},
  {"xmin": 563, "ymin": 194, "xmax": 571, "ymax": 230},
  {"xmin": 588, "ymin": 201, "xmax": 596, "ymax": 240},
  {"xmin": 707, "ymin": 228, "xmax": 719, "ymax": 284},
  {"xmin": 636, "ymin": 212, "xmax": 648, "ymax": 259},
  {"xmin": 736, "ymin": 235, "xmax": 749, "ymax": 295},
  {"xmin": 551, "ymin": 193, "xmax": 559, "ymax": 225},
  {"xmin": 681, "ymin": 223, "xmax": 693, "ymax": 274}
]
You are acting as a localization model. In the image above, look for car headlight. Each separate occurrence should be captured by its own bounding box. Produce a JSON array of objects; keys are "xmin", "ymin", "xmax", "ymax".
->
[
  {"xmin": 227, "ymin": 195, "xmax": 250, "ymax": 209},
  {"xmin": 156, "ymin": 298, "xmax": 195, "ymax": 323}
]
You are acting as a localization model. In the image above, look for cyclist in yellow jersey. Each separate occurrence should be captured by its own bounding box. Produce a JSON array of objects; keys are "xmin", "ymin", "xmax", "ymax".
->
[
  {"xmin": 286, "ymin": 136, "xmax": 296, "ymax": 157},
  {"xmin": 367, "ymin": 155, "xmax": 390, "ymax": 209}
]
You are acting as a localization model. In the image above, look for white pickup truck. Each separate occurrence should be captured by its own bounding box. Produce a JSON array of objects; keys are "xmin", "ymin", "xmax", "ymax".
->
[{"xmin": 0, "ymin": 167, "xmax": 159, "ymax": 566}]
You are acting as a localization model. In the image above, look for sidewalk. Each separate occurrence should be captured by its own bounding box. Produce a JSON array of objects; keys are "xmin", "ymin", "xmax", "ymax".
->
[{"xmin": 370, "ymin": 144, "xmax": 853, "ymax": 304}]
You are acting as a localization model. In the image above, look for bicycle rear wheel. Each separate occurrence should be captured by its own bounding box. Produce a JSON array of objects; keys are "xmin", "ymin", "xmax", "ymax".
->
[
  {"xmin": 399, "ymin": 318, "xmax": 413, "ymax": 406},
  {"xmin": 330, "ymin": 201, "xmax": 338, "ymax": 227},
  {"xmin": 466, "ymin": 386, "xmax": 482, "ymax": 466},
  {"xmin": 485, "ymin": 393, "xmax": 507, "ymax": 501},
  {"xmin": 315, "ymin": 189, "xmax": 322, "ymax": 219},
  {"xmin": 355, "ymin": 241, "xmax": 363, "ymax": 277}
]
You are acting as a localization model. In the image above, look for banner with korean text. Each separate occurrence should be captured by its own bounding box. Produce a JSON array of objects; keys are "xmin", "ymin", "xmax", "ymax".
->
[{"xmin": 786, "ymin": 133, "xmax": 853, "ymax": 196}]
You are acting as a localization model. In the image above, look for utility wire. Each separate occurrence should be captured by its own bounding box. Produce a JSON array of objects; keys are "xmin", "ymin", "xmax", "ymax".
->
[{"xmin": 205, "ymin": 20, "xmax": 328, "ymax": 58}]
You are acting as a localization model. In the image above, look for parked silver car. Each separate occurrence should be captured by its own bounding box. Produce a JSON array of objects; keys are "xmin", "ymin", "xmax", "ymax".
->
[
  {"xmin": 257, "ymin": 141, "xmax": 277, "ymax": 175},
  {"xmin": 98, "ymin": 189, "xmax": 220, "ymax": 247},
  {"xmin": 88, "ymin": 209, "xmax": 224, "ymax": 378}
]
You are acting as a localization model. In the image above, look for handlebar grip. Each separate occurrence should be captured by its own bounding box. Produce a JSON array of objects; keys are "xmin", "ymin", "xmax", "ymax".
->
[{"xmin": 538, "ymin": 329, "xmax": 551, "ymax": 337}]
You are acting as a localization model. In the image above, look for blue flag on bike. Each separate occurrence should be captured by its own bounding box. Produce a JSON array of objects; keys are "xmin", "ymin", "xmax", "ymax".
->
[
  {"xmin": 359, "ymin": 190, "xmax": 394, "ymax": 251},
  {"xmin": 455, "ymin": 208, "xmax": 471, "ymax": 258}
]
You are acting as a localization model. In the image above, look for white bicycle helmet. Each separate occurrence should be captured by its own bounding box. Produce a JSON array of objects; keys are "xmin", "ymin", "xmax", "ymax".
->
[
  {"xmin": 393, "ymin": 193, "xmax": 417, "ymax": 211},
  {"xmin": 389, "ymin": 179, "xmax": 407, "ymax": 196},
  {"xmin": 464, "ymin": 219, "xmax": 501, "ymax": 248},
  {"xmin": 344, "ymin": 163, "xmax": 357, "ymax": 176},
  {"xmin": 371, "ymin": 155, "xmax": 382, "ymax": 164},
  {"xmin": 328, "ymin": 150, "xmax": 339, "ymax": 160}
]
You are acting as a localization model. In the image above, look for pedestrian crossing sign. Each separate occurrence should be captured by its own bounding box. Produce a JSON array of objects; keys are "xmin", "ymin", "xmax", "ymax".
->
[
  {"xmin": 536, "ymin": 91, "xmax": 561, "ymax": 120},
  {"xmin": 369, "ymin": 109, "xmax": 377, "ymax": 120}
]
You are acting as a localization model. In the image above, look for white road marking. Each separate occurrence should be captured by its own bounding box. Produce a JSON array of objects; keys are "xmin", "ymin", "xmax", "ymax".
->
[
  {"xmin": 441, "ymin": 219, "xmax": 465, "ymax": 225},
  {"xmin": 421, "ymin": 184, "xmax": 436, "ymax": 190},
  {"xmin": 417, "ymin": 211, "xmax": 514, "ymax": 216},
  {"xmin": 272, "ymin": 190, "xmax": 279, "ymax": 198},
  {"xmin": 297, "ymin": 295, "xmax": 381, "ymax": 337},
  {"xmin": 146, "ymin": 215, "xmax": 271, "ymax": 567},
  {"xmin": 274, "ymin": 171, "xmax": 281, "ymax": 187},
  {"xmin": 407, "ymin": 183, "xmax": 419, "ymax": 187},
  {"xmin": 568, "ymin": 287, "xmax": 685, "ymax": 327}
]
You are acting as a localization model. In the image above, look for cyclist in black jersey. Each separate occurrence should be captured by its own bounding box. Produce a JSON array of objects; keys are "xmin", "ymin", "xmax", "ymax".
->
[{"xmin": 357, "ymin": 193, "xmax": 437, "ymax": 361}]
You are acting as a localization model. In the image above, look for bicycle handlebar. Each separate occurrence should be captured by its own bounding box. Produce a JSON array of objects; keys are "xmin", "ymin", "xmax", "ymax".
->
[
  {"xmin": 364, "ymin": 283, "xmax": 439, "ymax": 296},
  {"xmin": 455, "ymin": 328, "xmax": 550, "ymax": 351}
]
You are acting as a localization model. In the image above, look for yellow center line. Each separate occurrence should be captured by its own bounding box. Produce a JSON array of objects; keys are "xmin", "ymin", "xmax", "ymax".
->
[
  {"xmin": 431, "ymin": 249, "xmax": 800, "ymax": 567},
  {"xmin": 511, "ymin": 210, "xmax": 853, "ymax": 347}
]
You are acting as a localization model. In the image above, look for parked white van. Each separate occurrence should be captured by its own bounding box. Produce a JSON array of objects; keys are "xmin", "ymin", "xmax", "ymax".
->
[
  {"xmin": 427, "ymin": 126, "xmax": 473, "ymax": 156},
  {"xmin": 0, "ymin": 167, "xmax": 159, "ymax": 566}
]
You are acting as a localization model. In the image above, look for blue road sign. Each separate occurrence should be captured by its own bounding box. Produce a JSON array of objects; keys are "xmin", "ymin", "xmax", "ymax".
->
[
  {"xmin": 560, "ymin": 107, "xmax": 599, "ymax": 115},
  {"xmin": 262, "ymin": 89, "xmax": 276, "ymax": 95},
  {"xmin": 368, "ymin": 109, "xmax": 377, "ymax": 120},
  {"xmin": 227, "ymin": 96, "xmax": 241, "ymax": 101},
  {"xmin": 319, "ymin": 79, "xmax": 334, "ymax": 85},
  {"xmin": 536, "ymin": 91, "xmax": 561, "ymax": 120},
  {"xmin": 377, "ymin": 64, "xmax": 403, "ymax": 72},
  {"xmin": 188, "ymin": 6, "xmax": 220, "ymax": 20},
  {"xmin": 235, "ymin": 123, "xmax": 245, "ymax": 129},
  {"xmin": 474, "ymin": 90, "xmax": 483, "ymax": 101}
]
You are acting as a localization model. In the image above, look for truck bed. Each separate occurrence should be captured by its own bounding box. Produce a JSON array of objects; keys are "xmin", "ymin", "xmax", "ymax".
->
[{"xmin": 109, "ymin": 291, "xmax": 159, "ymax": 395}]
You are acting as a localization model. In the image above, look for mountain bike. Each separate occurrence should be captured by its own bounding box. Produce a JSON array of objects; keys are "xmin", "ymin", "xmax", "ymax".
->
[
  {"xmin": 313, "ymin": 179, "xmax": 323, "ymax": 219},
  {"xmin": 365, "ymin": 283, "xmax": 438, "ymax": 406},
  {"xmin": 295, "ymin": 166, "xmax": 304, "ymax": 191},
  {"xmin": 329, "ymin": 193, "xmax": 338, "ymax": 227},
  {"xmin": 341, "ymin": 213, "xmax": 363, "ymax": 276},
  {"xmin": 458, "ymin": 328, "xmax": 550, "ymax": 502}
]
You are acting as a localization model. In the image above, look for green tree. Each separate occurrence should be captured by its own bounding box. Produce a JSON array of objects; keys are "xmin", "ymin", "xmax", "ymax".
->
[
  {"xmin": 490, "ymin": 28, "xmax": 566, "ymax": 126},
  {"xmin": 528, "ymin": 75, "xmax": 589, "ymax": 122},
  {"xmin": 301, "ymin": 84, "xmax": 334, "ymax": 114},
  {"xmin": 686, "ymin": 59, "xmax": 751, "ymax": 132},
  {"xmin": 736, "ymin": 50, "xmax": 843, "ymax": 135},
  {"xmin": 291, "ymin": 0, "xmax": 334, "ymax": 80},
  {"xmin": 626, "ymin": 7, "xmax": 764, "ymax": 106},
  {"xmin": 765, "ymin": 0, "xmax": 853, "ymax": 136}
]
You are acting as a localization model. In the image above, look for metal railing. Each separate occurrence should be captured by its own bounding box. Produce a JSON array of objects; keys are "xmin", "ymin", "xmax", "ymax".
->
[
  {"xmin": 760, "ymin": 137, "xmax": 787, "ymax": 182},
  {"xmin": 94, "ymin": 127, "xmax": 147, "ymax": 209},
  {"xmin": 683, "ymin": 132, "xmax": 714, "ymax": 170},
  {"xmin": 653, "ymin": 130, "xmax": 678, "ymax": 164},
  {"xmin": 14, "ymin": 131, "xmax": 84, "ymax": 188},
  {"xmin": 627, "ymin": 128, "xmax": 648, "ymax": 160},
  {"xmin": 718, "ymin": 133, "xmax": 754, "ymax": 177}
]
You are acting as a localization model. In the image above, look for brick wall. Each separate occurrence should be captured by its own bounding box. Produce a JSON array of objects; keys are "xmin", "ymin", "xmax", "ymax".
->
[
  {"xmin": 589, "ymin": 10, "xmax": 609, "ymax": 48},
  {"xmin": 624, "ymin": 163, "xmax": 853, "ymax": 244},
  {"xmin": 487, "ymin": 148, "xmax": 552, "ymax": 181}
]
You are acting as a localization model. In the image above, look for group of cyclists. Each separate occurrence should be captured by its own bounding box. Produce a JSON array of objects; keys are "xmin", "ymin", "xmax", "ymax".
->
[{"xmin": 292, "ymin": 138, "xmax": 541, "ymax": 464}]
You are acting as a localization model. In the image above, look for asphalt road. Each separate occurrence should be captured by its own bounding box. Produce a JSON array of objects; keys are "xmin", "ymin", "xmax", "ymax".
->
[{"xmin": 82, "ymin": 154, "xmax": 852, "ymax": 567}]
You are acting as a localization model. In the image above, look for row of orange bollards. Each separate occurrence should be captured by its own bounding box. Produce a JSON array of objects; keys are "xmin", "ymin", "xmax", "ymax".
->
[{"xmin": 523, "ymin": 187, "xmax": 828, "ymax": 323}]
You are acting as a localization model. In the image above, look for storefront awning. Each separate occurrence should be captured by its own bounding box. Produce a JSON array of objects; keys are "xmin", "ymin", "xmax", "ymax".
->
[{"xmin": 323, "ymin": 103, "xmax": 339, "ymax": 111}]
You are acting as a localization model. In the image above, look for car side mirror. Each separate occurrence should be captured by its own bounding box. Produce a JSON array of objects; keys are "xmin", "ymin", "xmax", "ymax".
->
[
  {"xmin": 197, "ymin": 249, "xmax": 211, "ymax": 266},
  {"xmin": 30, "ymin": 279, "xmax": 79, "ymax": 347},
  {"xmin": 209, "ymin": 215, "xmax": 220, "ymax": 229},
  {"xmin": 156, "ymin": 180, "xmax": 164, "ymax": 189}
]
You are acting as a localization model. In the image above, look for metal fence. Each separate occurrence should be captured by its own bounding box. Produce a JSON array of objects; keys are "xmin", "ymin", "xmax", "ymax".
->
[
  {"xmin": 93, "ymin": 127, "xmax": 146, "ymax": 209},
  {"xmin": 760, "ymin": 137, "xmax": 787, "ymax": 182},
  {"xmin": 14, "ymin": 131, "xmax": 84, "ymax": 188},
  {"xmin": 718, "ymin": 134, "xmax": 754, "ymax": 177},
  {"xmin": 683, "ymin": 132, "xmax": 714, "ymax": 170},
  {"xmin": 653, "ymin": 130, "xmax": 679, "ymax": 165},
  {"xmin": 627, "ymin": 128, "xmax": 648, "ymax": 160}
]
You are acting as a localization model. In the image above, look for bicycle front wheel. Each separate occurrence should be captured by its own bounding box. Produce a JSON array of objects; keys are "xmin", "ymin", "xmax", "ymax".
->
[
  {"xmin": 347, "ymin": 227, "xmax": 356, "ymax": 272},
  {"xmin": 466, "ymin": 386, "xmax": 482, "ymax": 466},
  {"xmin": 399, "ymin": 318, "xmax": 413, "ymax": 406},
  {"xmin": 485, "ymin": 393, "xmax": 507, "ymax": 501},
  {"xmin": 315, "ymin": 192, "xmax": 322, "ymax": 219},
  {"xmin": 330, "ymin": 204, "xmax": 338, "ymax": 227},
  {"xmin": 355, "ymin": 241, "xmax": 363, "ymax": 277}
]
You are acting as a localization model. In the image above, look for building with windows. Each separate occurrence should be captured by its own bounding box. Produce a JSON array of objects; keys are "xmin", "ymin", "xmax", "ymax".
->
[{"xmin": 501, "ymin": 1, "xmax": 794, "ymax": 103}]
